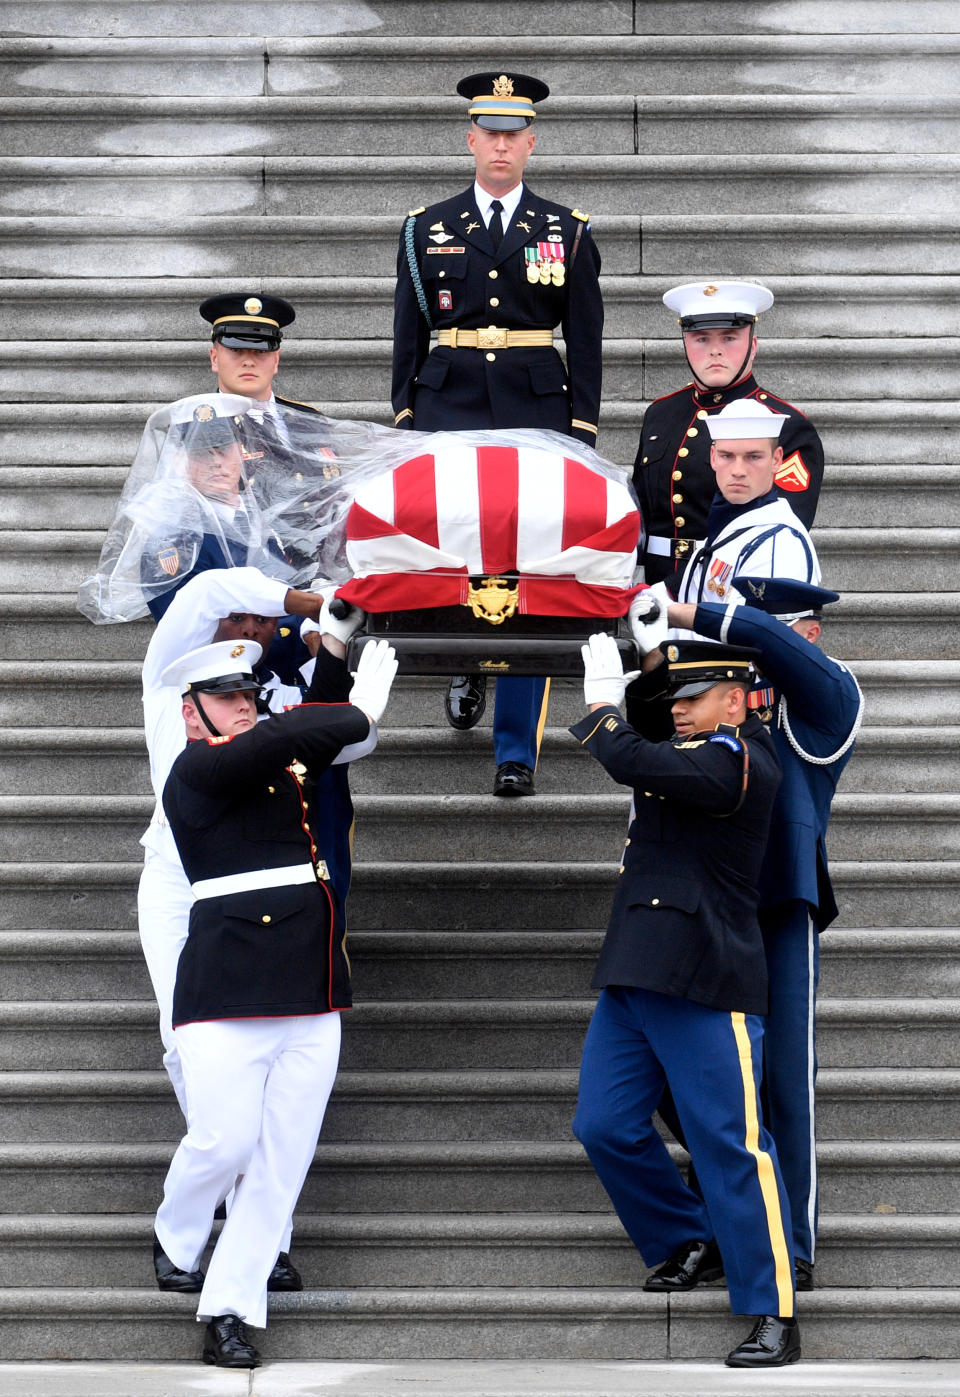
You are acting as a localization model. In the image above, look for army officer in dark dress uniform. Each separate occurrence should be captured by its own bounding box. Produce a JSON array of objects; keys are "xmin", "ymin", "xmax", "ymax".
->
[
  {"xmin": 571, "ymin": 634, "xmax": 800, "ymax": 1368},
  {"xmin": 391, "ymin": 71, "xmax": 604, "ymax": 796}
]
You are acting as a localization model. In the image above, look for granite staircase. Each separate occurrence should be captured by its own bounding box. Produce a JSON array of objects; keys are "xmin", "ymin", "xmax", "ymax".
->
[{"xmin": 0, "ymin": 0, "xmax": 958, "ymax": 1362}]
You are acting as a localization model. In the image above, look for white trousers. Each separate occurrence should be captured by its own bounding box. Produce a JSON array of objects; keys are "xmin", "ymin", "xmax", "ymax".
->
[
  {"xmin": 155, "ymin": 1012, "xmax": 341, "ymax": 1329},
  {"xmin": 137, "ymin": 844, "xmax": 193, "ymax": 1117}
]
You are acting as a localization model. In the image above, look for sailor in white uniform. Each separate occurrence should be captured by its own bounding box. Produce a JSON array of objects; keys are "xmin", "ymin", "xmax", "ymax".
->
[{"xmin": 672, "ymin": 400, "xmax": 820, "ymax": 627}]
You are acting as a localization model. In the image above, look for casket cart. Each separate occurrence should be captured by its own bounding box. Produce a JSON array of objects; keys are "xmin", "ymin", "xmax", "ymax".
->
[{"xmin": 333, "ymin": 433, "xmax": 645, "ymax": 676}]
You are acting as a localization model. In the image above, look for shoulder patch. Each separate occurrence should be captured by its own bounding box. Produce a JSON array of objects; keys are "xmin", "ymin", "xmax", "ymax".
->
[
  {"xmin": 571, "ymin": 208, "xmax": 590, "ymax": 222},
  {"xmin": 708, "ymin": 733, "xmax": 743, "ymax": 752},
  {"xmin": 408, "ymin": 205, "xmax": 426, "ymax": 217}
]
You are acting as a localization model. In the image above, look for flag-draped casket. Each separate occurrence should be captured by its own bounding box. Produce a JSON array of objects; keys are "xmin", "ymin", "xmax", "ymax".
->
[{"xmin": 335, "ymin": 440, "xmax": 642, "ymax": 619}]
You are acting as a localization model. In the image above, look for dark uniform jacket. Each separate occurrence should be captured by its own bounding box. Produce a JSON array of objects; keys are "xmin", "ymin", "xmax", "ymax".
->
[
  {"xmin": 633, "ymin": 374, "xmax": 824, "ymax": 582},
  {"xmin": 163, "ymin": 701, "xmax": 369, "ymax": 1028},
  {"xmin": 391, "ymin": 183, "xmax": 603, "ymax": 445},
  {"xmin": 570, "ymin": 705, "xmax": 782, "ymax": 1014},
  {"xmin": 692, "ymin": 603, "xmax": 862, "ymax": 929}
]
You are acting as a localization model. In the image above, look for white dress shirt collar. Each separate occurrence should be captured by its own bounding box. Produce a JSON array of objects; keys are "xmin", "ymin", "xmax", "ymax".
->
[{"xmin": 474, "ymin": 180, "xmax": 524, "ymax": 232}]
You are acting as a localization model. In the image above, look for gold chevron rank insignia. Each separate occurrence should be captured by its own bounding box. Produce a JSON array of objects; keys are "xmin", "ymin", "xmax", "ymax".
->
[{"xmin": 775, "ymin": 451, "xmax": 810, "ymax": 492}]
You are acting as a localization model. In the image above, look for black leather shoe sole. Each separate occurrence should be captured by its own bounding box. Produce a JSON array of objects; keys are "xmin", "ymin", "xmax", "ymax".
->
[
  {"xmin": 202, "ymin": 1345, "xmax": 261, "ymax": 1369},
  {"xmin": 643, "ymin": 1260, "xmax": 724, "ymax": 1292}
]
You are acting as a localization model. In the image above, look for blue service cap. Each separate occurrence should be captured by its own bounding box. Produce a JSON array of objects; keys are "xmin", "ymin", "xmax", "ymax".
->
[{"xmin": 734, "ymin": 576, "xmax": 839, "ymax": 619}]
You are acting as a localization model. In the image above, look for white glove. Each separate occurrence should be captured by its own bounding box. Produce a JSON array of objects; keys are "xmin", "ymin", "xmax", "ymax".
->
[
  {"xmin": 348, "ymin": 639, "xmax": 398, "ymax": 724},
  {"xmin": 320, "ymin": 593, "xmax": 366, "ymax": 644},
  {"xmin": 581, "ymin": 632, "xmax": 641, "ymax": 709},
  {"xmin": 628, "ymin": 589, "xmax": 669, "ymax": 656}
]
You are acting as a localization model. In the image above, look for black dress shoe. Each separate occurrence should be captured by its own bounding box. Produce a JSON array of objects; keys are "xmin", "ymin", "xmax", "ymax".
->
[
  {"xmin": 795, "ymin": 1257, "xmax": 814, "ymax": 1291},
  {"xmin": 643, "ymin": 1237, "xmax": 724, "ymax": 1291},
  {"xmin": 267, "ymin": 1250, "xmax": 303, "ymax": 1291},
  {"xmin": 493, "ymin": 761, "xmax": 535, "ymax": 797},
  {"xmin": 152, "ymin": 1233, "xmax": 205, "ymax": 1293},
  {"xmin": 445, "ymin": 674, "xmax": 487, "ymax": 730},
  {"xmin": 202, "ymin": 1314, "xmax": 261, "ymax": 1369},
  {"xmin": 726, "ymin": 1314, "xmax": 800, "ymax": 1368}
]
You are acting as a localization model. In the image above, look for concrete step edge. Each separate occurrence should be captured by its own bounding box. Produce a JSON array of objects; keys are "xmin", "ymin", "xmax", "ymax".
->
[
  {"xmin": 0, "ymin": 1286, "xmax": 956, "ymax": 1317},
  {"xmin": 3, "ymin": 927, "xmax": 959, "ymax": 956},
  {"xmin": 0, "ymin": 860, "xmax": 956, "ymax": 888},
  {"xmin": 6, "ymin": 34, "xmax": 960, "ymax": 59},
  {"xmin": 5, "ymin": 154, "xmax": 960, "ymax": 173},
  {"xmin": 1, "ymin": 792, "xmax": 958, "ymax": 820},
  {"xmin": 1, "ymin": 996, "xmax": 957, "ymax": 1028},
  {"xmin": 0, "ymin": 723, "xmax": 953, "ymax": 755},
  {"xmin": 0, "ymin": 1210, "xmax": 956, "ymax": 1242},
  {"xmin": 10, "ymin": 94, "xmax": 960, "ymax": 116},
  {"xmin": 0, "ymin": 1136, "xmax": 956, "ymax": 1168},
  {"xmin": 0, "ymin": 1066, "xmax": 958, "ymax": 1098}
]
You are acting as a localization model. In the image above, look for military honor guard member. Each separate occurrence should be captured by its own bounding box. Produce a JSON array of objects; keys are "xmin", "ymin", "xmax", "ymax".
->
[
  {"xmin": 152, "ymin": 635, "xmax": 397, "ymax": 1368},
  {"xmin": 571, "ymin": 633, "xmax": 800, "ymax": 1368},
  {"xmin": 669, "ymin": 399, "xmax": 820, "ymax": 618},
  {"xmin": 139, "ymin": 566, "xmax": 370, "ymax": 1117},
  {"xmin": 391, "ymin": 71, "xmax": 604, "ymax": 796},
  {"xmin": 635, "ymin": 281, "xmax": 824, "ymax": 583},
  {"xmin": 667, "ymin": 577, "xmax": 864, "ymax": 1288}
]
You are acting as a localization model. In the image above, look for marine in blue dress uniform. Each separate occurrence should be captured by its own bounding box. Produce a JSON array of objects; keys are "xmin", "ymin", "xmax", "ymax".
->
[
  {"xmin": 391, "ymin": 71, "xmax": 604, "ymax": 796},
  {"xmin": 668, "ymin": 578, "xmax": 864, "ymax": 1287},
  {"xmin": 634, "ymin": 282, "xmax": 824, "ymax": 584},
  {"xmin": 571, "ymin": 633, "xmax": 801, "ymax": 1368}
]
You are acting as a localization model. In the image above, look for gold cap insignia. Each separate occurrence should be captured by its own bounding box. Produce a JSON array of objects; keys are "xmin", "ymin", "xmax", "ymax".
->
[
  {"xmin": 492, "ymin": 74, "xmax": 515, "ymax": 97},
  {"xmin": 667, "ymin": 645, "xmax": 679, "ymax": 662},
  {"xmin": 230, "ymin": 645, "xmax": 245, "ymax": 658},
  {"xmin": 703, "ymin": 284, "xmax": 718, "ymax": 296},
  {"xmin": 244, "ymin": 296, "xmax": 262, "ymax": 315},
  {"xmin": 193, "ymin": 404, "xmax": 214, "ymax": 422}
]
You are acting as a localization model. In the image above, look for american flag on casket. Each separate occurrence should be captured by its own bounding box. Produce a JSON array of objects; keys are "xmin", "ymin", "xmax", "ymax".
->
[{"xmin": 335, "ymin": 440, "xmax": 644, "ymax": 619}]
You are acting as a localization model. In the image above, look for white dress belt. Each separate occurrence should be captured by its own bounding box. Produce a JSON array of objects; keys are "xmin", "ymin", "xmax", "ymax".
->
[{"xmin": 191, "ymin": 863, "xmax": 326, "ymax": 899}]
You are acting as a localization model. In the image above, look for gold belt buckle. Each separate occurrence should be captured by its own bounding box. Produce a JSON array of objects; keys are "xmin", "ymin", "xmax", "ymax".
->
[{"xmin": 477, "ymin": 326, "xmax": 507, "ymax": 350}]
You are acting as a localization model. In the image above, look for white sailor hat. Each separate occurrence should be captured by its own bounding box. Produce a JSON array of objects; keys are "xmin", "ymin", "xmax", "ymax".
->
[
  {"xmin": 664, "ymin": 281, "xmax": 774, "ymax": 330},
  {"xmin": 159, "ymin": 639, "xmax": 263, "ymax": 696},
  {"xmin": 705, "ymin": 398, "xmax": 788, "ymax": 442}
]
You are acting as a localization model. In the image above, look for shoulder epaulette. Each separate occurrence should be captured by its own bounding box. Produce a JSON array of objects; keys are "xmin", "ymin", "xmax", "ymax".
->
[
  {"xmin": 408, "ymin": 206, "xmax": 425, "ymax": 217},
  {"xmin": 572, "ymin": 208, "xmax": 590, "ymax": 222},
  {"xmin": 275, "ymin": 394, "xmax": 322, "ymax": 415}
]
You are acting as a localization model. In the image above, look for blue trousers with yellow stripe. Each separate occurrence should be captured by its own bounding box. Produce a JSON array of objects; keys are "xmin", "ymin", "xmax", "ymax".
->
[
  {"xmin": 492, "ymin": 676, "xmax": 549, "ymax": 769},
  {"xmin": 760, "ymin": 901, "xmax": 820, "ymax": 1266},
  {"xmin": 573, "ymin": 985, "xmax": 795, "ymax": 1318}
]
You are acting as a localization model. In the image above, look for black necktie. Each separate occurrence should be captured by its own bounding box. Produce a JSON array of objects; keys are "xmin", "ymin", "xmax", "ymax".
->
[{"xmin": 489, "ymin": 200, "xmax": 504, "ymax": 250}]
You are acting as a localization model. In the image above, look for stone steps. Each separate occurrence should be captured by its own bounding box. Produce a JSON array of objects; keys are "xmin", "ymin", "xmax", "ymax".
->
[
  {"xmin": 6, "ymin": 94, "xmax": 960, "ymax": 158},
  {"xmin": 2, "ymin": 926, "xmax": 957, "ymax": 1003},
  {"xmin": 0, "ymin": 398, "xmax": 951, "ymax": 470},
  {"xmin": 0, "ymin": 1066, "xmax": 958, "ymax": 1142},
  {"xmin": 3, "ymin": 857, "xmax": 951, "ymax": 931},
  {"xmin": 4, "ymin": 154, "xmax": 960, "ymax": 219},
  {"xmin": 5, "ymin": 274, "xmax": 958, "ymax": 341},
  {"xmin": 2, "ymin": 335, "xmax": 956, "ymax": 404},
  {"xmin": 5, "ymin": 215, "xmax": 960, "ymax": 281},
  {"xmin": 0, "ymin": 721, "xmax": 953, "ymax": 795},
  {"xmin": 2, "ymin": 790, "xmax": 957, "ymax": 864},
  {"xmin": 1, "ymin": 996, "xmax": 957, "ymax": 1072},
  {"xmin": 1, "ymin": 1210, "xmax": 957, "ymax": 1290},
  {"xmin": 0, "ymin": 662, "xmax": 946, "ymax": 728},
  {"xmin": 7, "ymin": 34, "xmax": 960, "ymax": 98},
  {"xmin": 1, "ymin": 1135, "xmax": 957, "ymax": 1216},
  {"xmin": 1, "ymin": 1283, "xmax": 959, "ymax": 1361}
]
